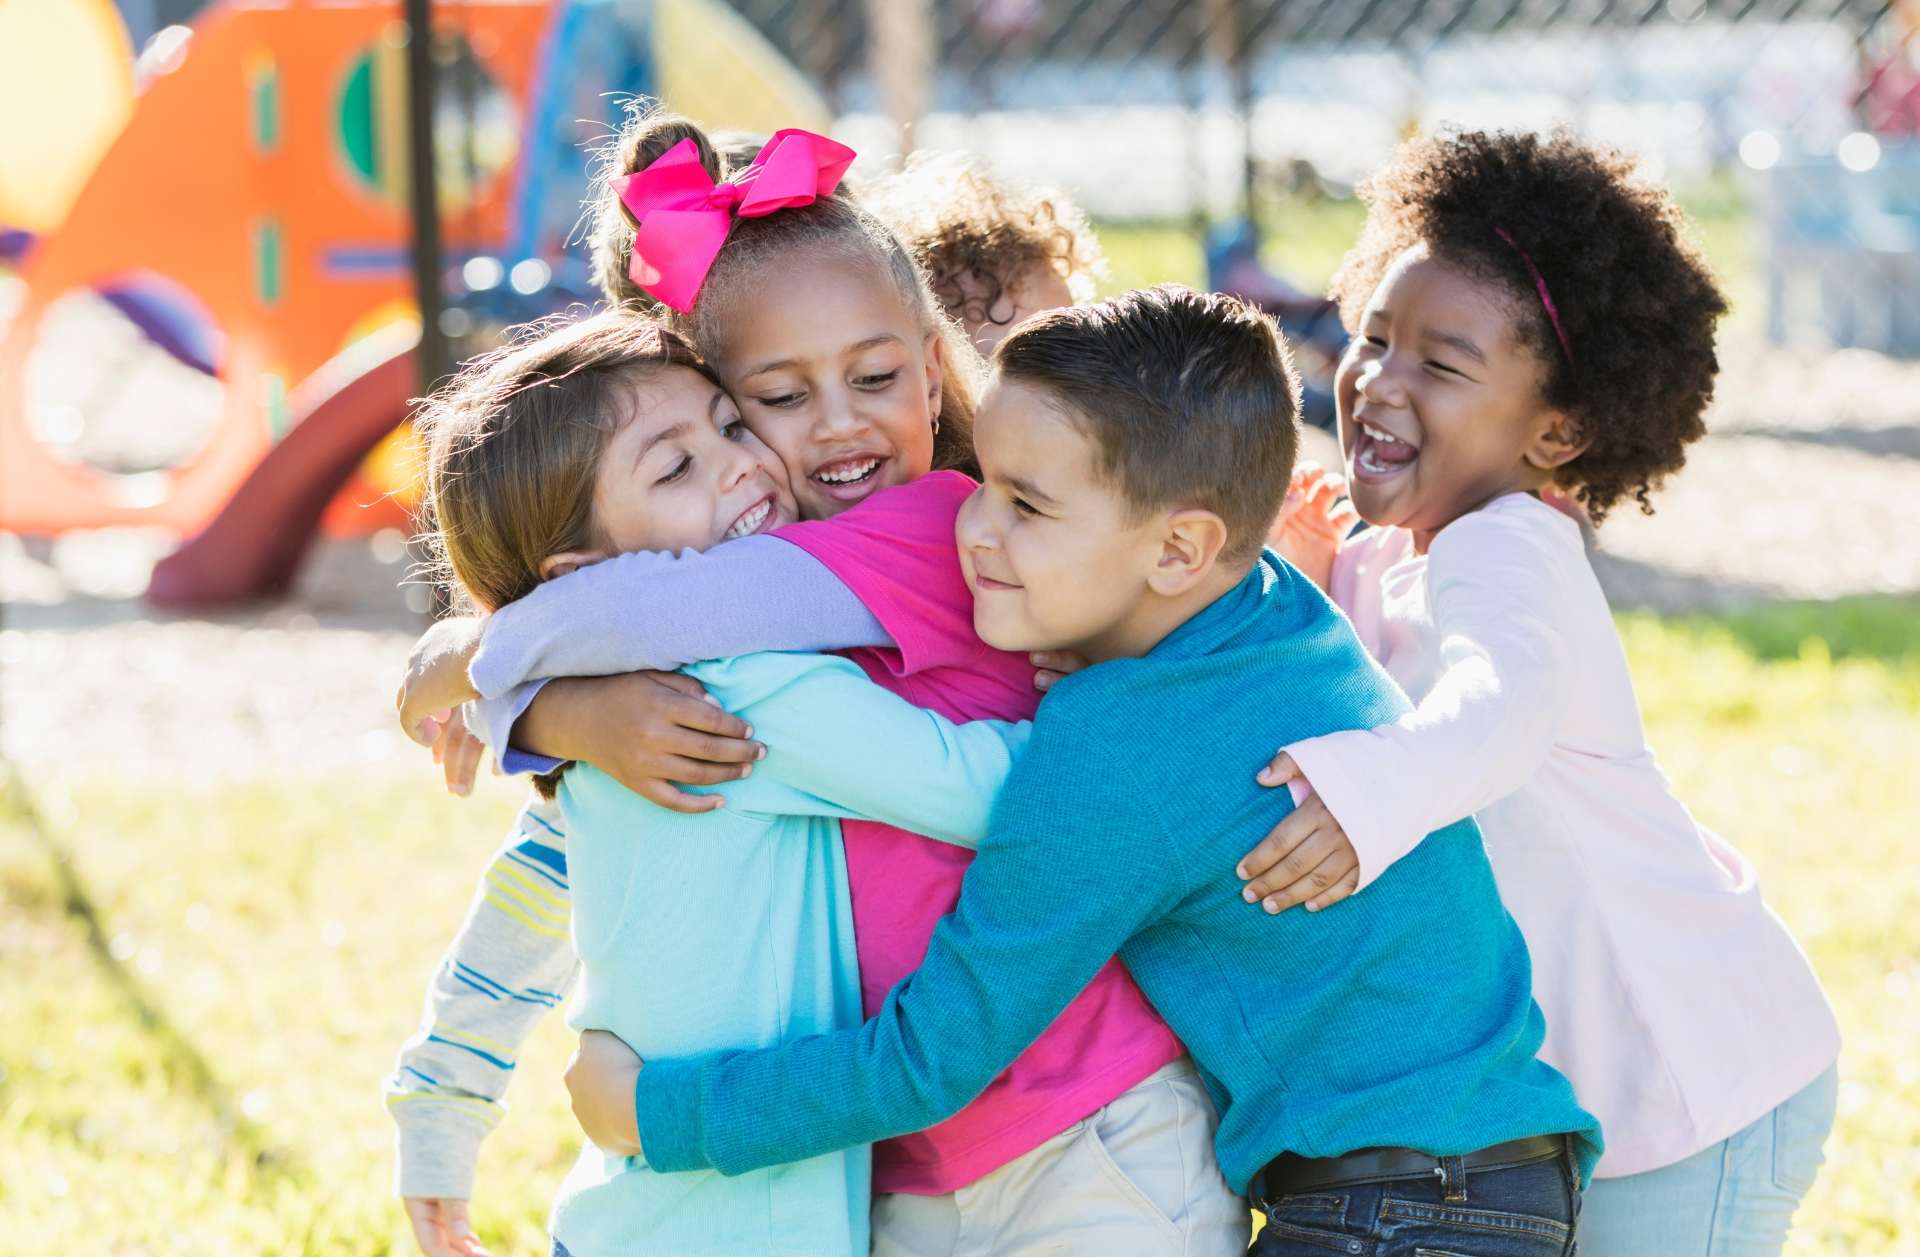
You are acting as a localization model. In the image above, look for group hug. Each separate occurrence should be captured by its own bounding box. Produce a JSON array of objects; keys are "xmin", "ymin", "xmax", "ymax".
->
[{"xmin": 382, "ymin": 106, "xmax": 1840, "ymax": 1257}]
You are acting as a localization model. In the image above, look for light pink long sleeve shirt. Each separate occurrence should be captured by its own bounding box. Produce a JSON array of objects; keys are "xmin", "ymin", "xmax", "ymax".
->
[{"xmin": 1284, "ymin": 492, "xmax": 1838, "ymax": 1178}]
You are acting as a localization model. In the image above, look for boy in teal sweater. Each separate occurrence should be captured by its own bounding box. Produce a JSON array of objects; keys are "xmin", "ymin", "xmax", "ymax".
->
[{"xmin": 569, "ymin": 286, "xmax": 1601, "ymax": 1256}]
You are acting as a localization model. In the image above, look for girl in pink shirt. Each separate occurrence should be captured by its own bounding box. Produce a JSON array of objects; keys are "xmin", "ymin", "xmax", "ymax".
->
[
  {"xmin": 1242, "ymin": 129, "xmax": 1839, "ymax": 1257},
  {"xmin": 400, "ymin": 114, "xmax": 1248, "ymax": 1254}
]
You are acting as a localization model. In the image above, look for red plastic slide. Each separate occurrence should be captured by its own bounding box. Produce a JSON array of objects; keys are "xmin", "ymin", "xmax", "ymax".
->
[{"xmin": 147, "ymin": 343, "xmax": 416, "ymax": 608}]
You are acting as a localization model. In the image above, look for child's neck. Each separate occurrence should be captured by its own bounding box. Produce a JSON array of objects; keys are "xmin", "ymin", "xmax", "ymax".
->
[
  {"xmin": 1075, "ymin": 562, "xmax": 1252, "ymax": 664},
  {"xmin": 1408, "ymin": 469, "xmax": 1555, "ymax": 555}
]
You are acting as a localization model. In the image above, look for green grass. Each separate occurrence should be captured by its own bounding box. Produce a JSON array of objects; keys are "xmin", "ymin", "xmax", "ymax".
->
[{"xmin": 3, "ymin": 612, "xmax": 1918, "ymax": 1254}]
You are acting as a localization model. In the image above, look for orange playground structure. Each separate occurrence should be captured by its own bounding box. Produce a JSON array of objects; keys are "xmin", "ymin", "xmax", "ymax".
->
[{"xmin": 0, "ymin": 0, "xmax": 827, "ymax": 604}]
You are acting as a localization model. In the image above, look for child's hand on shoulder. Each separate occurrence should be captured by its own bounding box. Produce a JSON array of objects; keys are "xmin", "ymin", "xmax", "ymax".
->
[
  {"xmin": 1237, "ymin": 752, "xmax": 1361, "ymax": 913},
  {"xmin": 397, "ymin": 618, "xmax": 486, "ymax": 747},
  {"xmin": 402, "ymin": 1196, "xmax": 492, "ymax": 1257},
  {"xmin": 565, "ymin": 1030, "xmax": 644, "ymax": 1156},
  {"xmin": 1266, "ymin": 463, "xmax": 1358, "ymax": 594}
]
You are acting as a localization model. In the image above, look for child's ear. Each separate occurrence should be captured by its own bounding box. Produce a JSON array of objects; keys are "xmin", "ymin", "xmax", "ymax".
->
[
  {"xmin": 1523, "ymin": 409, "xmax": 1591, "ymax": 472},
  {"xmin": 1146, "ymin": 509, "xmax": 1230, "ymax": 596},
  {"xmin": 540, "ymin": 549, "xmax": 612, "ymax": 582},
  {"xmin": 922, "ymin": 333, "xmax": 945, "ymax": 422}
]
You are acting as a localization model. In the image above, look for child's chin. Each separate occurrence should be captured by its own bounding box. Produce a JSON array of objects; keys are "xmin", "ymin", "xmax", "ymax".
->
[{"xmin": 972, "ymin": 609, "xmax": 1045, "ymax": 656}]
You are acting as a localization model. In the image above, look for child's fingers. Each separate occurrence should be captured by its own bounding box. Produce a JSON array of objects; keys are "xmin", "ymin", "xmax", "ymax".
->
[
  {"xmin": 1303, "ymin": 863, "xmax": 1362, "ymax": 914},
  {"xmin": 655, "ymin": 684, "xmax": 757, "ymax": 745},
  {"xmin": 442, "ymin": 725, "xmax": 485, "ymax": 798},
  {"xmin": 1235, "ymin": 805, "xmax": 1313, "ymax": 885},
  {"xmin": 412, "ymin": 711, "xmax": 448, "ymax": 751},
  {"xmin": 1033, "ymin": 668, "xmax": 1070, "ymax": 692},
  {"xmin": 1259, "ymin": 844, "xmax": 1353, "ymax": 914},
  {"xmin": 401, "ymin": 1199, "xmax": 461, "ymax": 1257},
  {"xmin": 630, "ymin": 773, "xmax": 731, "ymax": 815},
  {"xmin": 1030, "ymin": 650, "xmax": 1091, "ymax": 675},
  {"xmin": 646, "ymin": 670, "xmax": 718, "ymax": 702},
  {"xmin": 441, "ymin": 1200, "xmax": 492, "ymax": 1257},
  {"xmin": 1255, "ymin": 750, "xmax": 1301, "ymax": 788},
  {"xmin": 1242, "ymin": 823, "xmax": 1344, "ymax": 909}
]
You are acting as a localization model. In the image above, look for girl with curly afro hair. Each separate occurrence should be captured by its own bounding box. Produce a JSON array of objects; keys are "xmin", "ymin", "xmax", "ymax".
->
[{"xmin": 1245, "ymin": 128, "xmax": 1838, "ymax": 1257}]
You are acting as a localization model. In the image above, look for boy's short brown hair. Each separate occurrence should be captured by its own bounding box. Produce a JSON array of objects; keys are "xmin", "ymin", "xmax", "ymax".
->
[
  {"xmin": 861, "ymin": 151, "xmax": 1107, "ymax": 333},
  {"xmin": 995, "ymin": 285, "xmax": 1300, "ymax": 564}
]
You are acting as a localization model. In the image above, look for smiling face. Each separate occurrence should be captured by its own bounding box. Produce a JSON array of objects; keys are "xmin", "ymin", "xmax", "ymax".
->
[
  {"xmin": 956, "ymin": 377, "xmax": 1238, "ymax": 663},
  {"xmin": 707, "ymin": 253, "xmax": 943, "ymax": 521},
  {"xmin": 1337, "ymin": 245, "xmax": 1585, "ymax": 549},
  {"xmin": 562, "ymin": 364, "xmax": 797, "ymax": 572}
]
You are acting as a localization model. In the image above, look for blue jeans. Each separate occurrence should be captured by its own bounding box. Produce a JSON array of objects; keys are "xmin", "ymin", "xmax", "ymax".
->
[
  {"xmin": 1252, "ymin": 1150, "xmax": 1580, "ymax": 1257},
  {"xmin": 1578, "ymin": 1064, "xmax": 1837, "ymax": 1257}
]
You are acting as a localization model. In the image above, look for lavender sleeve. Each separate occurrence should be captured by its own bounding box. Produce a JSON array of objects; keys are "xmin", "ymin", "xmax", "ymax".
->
[{"xmin": 467, "ymin": 535, "xmax": 896, "ymax": 776}]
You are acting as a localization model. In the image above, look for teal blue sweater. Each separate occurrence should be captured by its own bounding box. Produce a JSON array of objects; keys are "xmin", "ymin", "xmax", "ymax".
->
[{"xmin": 635, "ymin": 556, "xmax": 1602, "ymax": 1193}]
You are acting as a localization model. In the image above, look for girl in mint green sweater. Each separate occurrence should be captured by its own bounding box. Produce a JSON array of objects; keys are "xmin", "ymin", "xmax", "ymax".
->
[{"xmin": 417, "ymin": 312, "xmax": 1027, "ymax": 1257}]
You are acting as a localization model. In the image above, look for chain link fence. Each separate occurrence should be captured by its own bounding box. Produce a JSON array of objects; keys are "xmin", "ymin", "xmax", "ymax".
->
[{"xmin": 725, "ymin": 0, "xmax": 1917, "ymax": 359}]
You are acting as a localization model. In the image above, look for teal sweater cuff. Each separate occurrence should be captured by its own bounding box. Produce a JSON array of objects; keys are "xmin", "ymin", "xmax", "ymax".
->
[{"xmin": 634, "ymin": 1055, "xmax": 716, "ymax": 1174}]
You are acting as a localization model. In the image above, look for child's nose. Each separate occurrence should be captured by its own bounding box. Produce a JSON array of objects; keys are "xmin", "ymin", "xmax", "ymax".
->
[
  {"xmin": 720, "ymin": 438, "xmax": 760, "ymax": 488},
  {"xmin": 954, "ymin": 490, "xmax": 998, "ymax": 551},
  {"xmin": 1356, "ymin": 360, "xmax": 1401, "ymax": 406},
  {"xmin": 813, "ymin": 387, "xmax": 865, "ymax": 439}
]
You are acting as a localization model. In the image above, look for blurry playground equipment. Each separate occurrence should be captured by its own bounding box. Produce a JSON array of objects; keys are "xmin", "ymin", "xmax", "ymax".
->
[
  {"xmin": 0, "ymin": 0, "xmax": 828, "ymax": 606},
  {"xmin": 1760, "ymin": 144, "xmax": 1920, "ymax": 357},
  {"xmin": 1204, "ymin": 219, "xmax": 1346, "ymax": 431}
]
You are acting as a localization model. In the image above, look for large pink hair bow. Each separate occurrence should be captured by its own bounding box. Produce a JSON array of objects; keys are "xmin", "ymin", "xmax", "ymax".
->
[{"xmin": 609, "ymin": 128, "xmax": 857, "ymax": 313}]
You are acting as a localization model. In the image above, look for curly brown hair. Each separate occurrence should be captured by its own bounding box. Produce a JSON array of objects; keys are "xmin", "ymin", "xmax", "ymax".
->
[
  {"xmin": 585, "ymin": 104, "xmax": 981, "ymax": 478},
  {"xmin": 859, "ymin": 150, "xmax": 1107, "ymax": 334},
  {"xmin": 1328, "ymin": 127, "xmax": 1727, "ymax": 523}
]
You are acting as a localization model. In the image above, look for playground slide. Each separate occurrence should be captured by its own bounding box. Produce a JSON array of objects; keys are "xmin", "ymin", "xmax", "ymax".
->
[
  {"xmin": 0, "ymin": 0, "xmax": 831, "ymax": 607},
  {"xmin": 147, "ymin": 333, "xmax": 416, "ymax": 607}
]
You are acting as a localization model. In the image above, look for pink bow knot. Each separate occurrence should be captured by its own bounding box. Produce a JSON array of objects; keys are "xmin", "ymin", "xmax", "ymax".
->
[{"xmin": 609, "ymin": 129, "xmax": 857, "ymax": 312}]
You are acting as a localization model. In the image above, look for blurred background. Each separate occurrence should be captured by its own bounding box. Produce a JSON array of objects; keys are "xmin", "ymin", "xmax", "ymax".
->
[{"xmin": 1, "ymin": 0, "xmax": 1918, "ymax": 1252}]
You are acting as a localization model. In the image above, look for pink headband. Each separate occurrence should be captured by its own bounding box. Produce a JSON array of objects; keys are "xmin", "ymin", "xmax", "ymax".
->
[
  {"xmin": 609, "ymin": 128, "xmax": 857, "ymax": 313},
  {"xmin": 1491, "ymin": 226, "xmax": 1575, "ymax": 370}
]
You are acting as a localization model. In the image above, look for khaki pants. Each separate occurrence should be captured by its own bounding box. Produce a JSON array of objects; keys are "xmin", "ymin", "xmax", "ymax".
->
[{"xmin": 871, "ymin": 1059, "xmax": 1251, "ymax": 1257}]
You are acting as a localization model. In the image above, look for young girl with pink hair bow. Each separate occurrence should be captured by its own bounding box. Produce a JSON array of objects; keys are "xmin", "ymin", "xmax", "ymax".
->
[{"xmin": 390, "ymin": 110, "xmax": 1251, "ymax": 1257}]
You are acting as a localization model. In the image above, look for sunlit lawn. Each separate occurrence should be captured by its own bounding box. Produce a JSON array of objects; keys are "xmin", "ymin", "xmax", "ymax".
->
[{"xmin": 2, "ymin": 604, "xmax": 1917, "ymax": 1254}]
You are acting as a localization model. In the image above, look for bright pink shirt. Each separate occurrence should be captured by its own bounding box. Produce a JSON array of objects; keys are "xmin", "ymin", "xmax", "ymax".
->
[{"xmin": 776, "ymin": 471, "xmax": 1184, "ymax": 1194}]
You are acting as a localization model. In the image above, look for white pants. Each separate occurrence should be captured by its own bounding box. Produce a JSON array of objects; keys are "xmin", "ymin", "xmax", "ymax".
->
[{"xmin": 871, "ymin": 1058, "xmax": 1251, "ymax": 1257}]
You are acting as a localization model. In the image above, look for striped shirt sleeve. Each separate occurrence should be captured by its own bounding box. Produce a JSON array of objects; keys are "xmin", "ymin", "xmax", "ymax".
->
[{"xmin": 383, "ymin": 792, "xmax": 579, "ymax": 1199}]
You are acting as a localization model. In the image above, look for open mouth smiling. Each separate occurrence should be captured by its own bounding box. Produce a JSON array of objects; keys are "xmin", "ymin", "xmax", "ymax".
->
[
  {"xmin": 811, "ymin": 454, "xmax": 888, "ymax": 501},
  {"xmin": 1351, "ymin": 421, "xmax": 1419, "ymax": 483},
  {"xmin": 722, "ymin": 495, "xmax": 778, "ymax": 541}
]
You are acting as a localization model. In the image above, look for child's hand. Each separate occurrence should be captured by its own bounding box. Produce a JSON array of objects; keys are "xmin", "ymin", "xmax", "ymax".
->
[
  {"xmin": 1266, "ymin": 463, "xmax": 1358, "ymax": 594},
  {"xmin": 397, "ymin": 619, "xmax": 486, "ymax": 746},
  {"xmin": 1237, "ymin": 752, "xmax": 1361, "ymax": 913},
  {"xmin": 402, "ymin": 1197, "xmax": 493, "ymax": 1257},
  {"xmin": 431, "ymin": 705, "xmax": 487, "ymax": 798},
  {"xmin": 517, "ymin": 672, "xmax": 765, "ymax": 813},
  {"xmin": 1030, "ymin": 650, "xmax": 1090, "ymax": 693},
  {"xmin": 565, "ymin": 1029, "xmax": 643, "ymax": 1156}
]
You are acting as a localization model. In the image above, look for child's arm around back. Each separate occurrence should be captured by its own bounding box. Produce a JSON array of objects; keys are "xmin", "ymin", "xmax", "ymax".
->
[
  {"xmin": 384, "ymin": 796, "xmax": 578, "ymax": 1249},
  {"xmin": 689, "ymin": 651, "xmax": 1029, "ymax": 847},
  {"xmin": 1267, "ymin": 498, "xmax": 1581, "ymax": 889}
]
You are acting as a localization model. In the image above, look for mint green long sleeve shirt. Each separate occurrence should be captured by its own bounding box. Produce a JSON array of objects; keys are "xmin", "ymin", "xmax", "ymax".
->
[{"xmin": 552, "ymin": 651, "xmax": 1027, "ymax": 1257}]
